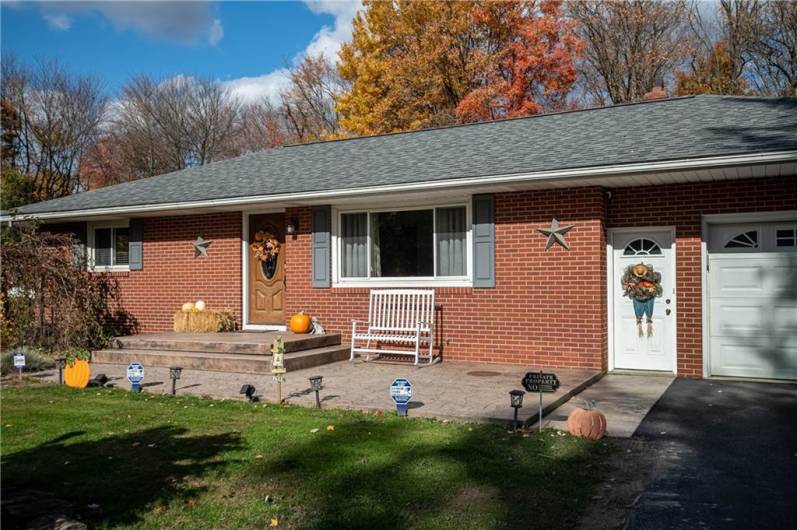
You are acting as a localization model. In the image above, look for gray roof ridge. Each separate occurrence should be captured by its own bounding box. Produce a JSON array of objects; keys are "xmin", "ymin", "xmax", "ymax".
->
[{"xmin": 279, "ymin": 95, "xmax": 704, "ymax": 149}]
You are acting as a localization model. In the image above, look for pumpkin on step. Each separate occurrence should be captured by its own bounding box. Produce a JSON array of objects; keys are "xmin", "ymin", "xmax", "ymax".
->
[
  {"xmin": 289, "ymin": 311, "xmax": 312, "ymax": 334},
  {"xmin": 64, "ymin": 359, "xmax": 91, "ymax": 389},
  {"xmin": 567, "ymin": 404, "xmax": 607, "ymax": 440}
]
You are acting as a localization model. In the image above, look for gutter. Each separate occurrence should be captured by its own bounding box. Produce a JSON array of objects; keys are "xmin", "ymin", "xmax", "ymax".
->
[{"xmin": 3, "ymin": 150, "xmax": 796, "ymax": 222}]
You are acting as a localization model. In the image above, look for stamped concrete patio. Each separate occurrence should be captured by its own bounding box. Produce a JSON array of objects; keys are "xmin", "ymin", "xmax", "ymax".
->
[{"xmin": 40, "ymin": 360, "xmax": 602, "ymax": 425}]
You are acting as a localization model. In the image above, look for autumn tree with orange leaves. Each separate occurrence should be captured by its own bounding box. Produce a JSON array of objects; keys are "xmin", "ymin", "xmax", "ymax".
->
[
  {"xmin": 336, "ymin": 0, "xmax": 581, "ymax": 135},
  {"xmin": 456, "ymin": 1, "xmax": 582, "ymax": 122}
]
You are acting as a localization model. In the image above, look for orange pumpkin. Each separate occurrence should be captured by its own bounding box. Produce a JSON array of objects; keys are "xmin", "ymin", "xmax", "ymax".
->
[
  {"xmin": 289, "ymin": 311, "xmax": 312, "ymax": 334},
  {"xmin": 567, "ymin": 407, "xmax": 607, "ymax": 440},
  {"xmin": 64, "ymin": 359, "xmax": 91, "ymax": 389}
]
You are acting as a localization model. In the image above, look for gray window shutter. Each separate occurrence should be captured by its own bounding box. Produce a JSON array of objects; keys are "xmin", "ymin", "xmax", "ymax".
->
[
  {"xmin": 128, "ymin": 219, "xmax": 144, "ymax": 271},
  {"xmin": 312, "ymin": 206, "xmax": 331, "ymax": 288},
  {"xmin": 472, "ymin": 194, "xmax": 495, "ymax": 288}
]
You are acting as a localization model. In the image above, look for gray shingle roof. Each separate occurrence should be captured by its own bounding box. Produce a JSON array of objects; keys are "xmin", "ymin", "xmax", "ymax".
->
[{"xmin": 12, "ymin": 95, "xmax": 797, "ymax": 215}]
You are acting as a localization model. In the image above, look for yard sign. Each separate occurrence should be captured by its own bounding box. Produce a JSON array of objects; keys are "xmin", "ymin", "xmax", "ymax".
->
[
  {"xmin": 127, "ymin": 362, "xmax": 145, "ymax": 393},
  {"xmin": 390, "ymin": 378, "xmax": 413, "ymax": 417}
]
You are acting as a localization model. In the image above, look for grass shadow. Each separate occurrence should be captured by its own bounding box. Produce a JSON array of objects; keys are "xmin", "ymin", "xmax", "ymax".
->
[
  {"xmin": 1, "ymin": 425, "xmax": 242, "ymax": 527},
  {"xmin": 248, "ymin": 418, "xmax": 608, "ymax": 529}
]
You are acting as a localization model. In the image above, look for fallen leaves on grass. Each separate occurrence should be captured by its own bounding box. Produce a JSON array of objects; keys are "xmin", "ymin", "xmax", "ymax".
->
[
  {"xmin": 326, "ymin": 425, "xmax": 335, "ymax": 432},
  {"xmin": 268, "ymin": 516, "xmax": 279, "ymax": 527}
]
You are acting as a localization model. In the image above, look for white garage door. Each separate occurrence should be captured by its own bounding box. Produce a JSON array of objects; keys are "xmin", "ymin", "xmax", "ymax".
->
[{"xmin": 708, "ymin": 221, "xmax": 797, "ymax": 380}]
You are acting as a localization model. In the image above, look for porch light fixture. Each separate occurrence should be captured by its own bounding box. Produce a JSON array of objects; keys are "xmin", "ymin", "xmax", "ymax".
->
[
  {"xmin": 55, "ymin": 357, "xmax": 66, "ymax": 385},
  {"xmin": 309, "ymin": 375, "xmax": 323, "ymax": 408},
  {"xmin": 169, "ymin": 366, "xmax": 183, "ymax": 395},
  {"xmin": 509, "ymin": 389, "xmax": 525, "ymax": 431},
  {"xmin": 240, "ymin": 384, "xmax": 257, "ymax": 402},
  {"xmin": 286, "ymin": 218, "xmax": 299, "ymax": 235}
]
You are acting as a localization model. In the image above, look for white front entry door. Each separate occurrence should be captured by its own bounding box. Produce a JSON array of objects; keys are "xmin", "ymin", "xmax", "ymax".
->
[{"xmin": 612, "ymin": 229, "xmax": 676, "ymax": 372}]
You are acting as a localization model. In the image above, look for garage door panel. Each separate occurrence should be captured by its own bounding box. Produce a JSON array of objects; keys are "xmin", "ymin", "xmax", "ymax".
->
[
  {"xmin": 710, "ymin": 338, "xmax": 797, "ymax": 379},
  {"xmin": 709, "ymin": 301, "xmax": 763, "ymax": 335},
  {"xmin": 710, "ymin": 263, "xmax": 765, "ymax": 294},
  {"xmin": 708, "ymin": 221, "xmax": 797, "ymax": 380}
]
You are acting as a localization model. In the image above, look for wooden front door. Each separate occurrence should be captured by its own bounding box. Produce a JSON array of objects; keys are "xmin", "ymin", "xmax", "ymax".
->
[{"xmin": 248, "ymin": 213, "xmax": 286, "ymax": 325}]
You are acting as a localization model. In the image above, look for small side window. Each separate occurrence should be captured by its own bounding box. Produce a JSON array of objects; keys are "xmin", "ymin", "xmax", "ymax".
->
[
  {"xmin": 776, "ymin": 228, "xmax": 797, "ymax": 248},
  {"xmin": 724, "ymin": 230, "xmax": 758, "ymax": 249}
]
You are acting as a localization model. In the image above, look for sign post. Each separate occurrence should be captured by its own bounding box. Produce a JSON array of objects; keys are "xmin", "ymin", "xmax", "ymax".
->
[
  {"xmin": 13, "ymin": 353, "xmax": 25, "ymax": 381},
  {"xmin": 271, "ymin": 337, "xmax": 286, "ymax": 404},
  {"xmin": 522, "ymin": 371, "xmax": 560, "ymax": 432},
  {"xmin": 126, "ymin": 362, "xmax": 145, "ymax": 393},
  {"xmin": 390, "ymin": 378, "xmax": 413, "ymax": 416}
]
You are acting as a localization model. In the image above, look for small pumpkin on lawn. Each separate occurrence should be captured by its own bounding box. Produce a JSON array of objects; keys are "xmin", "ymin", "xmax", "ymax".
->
[
  {"xmin": 64, "ymin": 349, "xmax": 91, "ymax": 389},
  {"xmin": 289, "ymin": 311, "xmax": 312, "ymax": 334},
  {"xmin": 567, "ymin": 400, "xmax": 607, "ymax": 440}
]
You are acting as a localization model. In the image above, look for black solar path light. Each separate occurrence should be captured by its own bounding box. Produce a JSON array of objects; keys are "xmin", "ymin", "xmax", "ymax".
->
[
  {"xmin": 309, "ymin": 375, "xmax": 323, "ymax": 408},
  {"xmin": 169, "ymin": 366, "xmax": 183, "ymax": 395},
  {"xmin": 55, "ymin": 357, "xmax": 66, "ymax": 385},
  {"xmin": 509, "ymin": 389, "xmax": 525, "ymax": 431}
]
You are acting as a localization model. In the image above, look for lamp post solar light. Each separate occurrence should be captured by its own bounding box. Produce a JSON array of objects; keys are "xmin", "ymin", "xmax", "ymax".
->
[
  {"xmin": 169, "ymin": 366, "xmax": 183, "ymax": 395},
  {"xmin": 240, "ymin": 384, "xmax": 257, "ymax": 402},
  {"xmin": 309, "ymin": 375, "xmax": 323, "ymax": 408},
  {"xmin": 55, "ymin": 357, "xmax": 66, "ymax": 385},
  {"xmin": 509, "ymin": 390, "xmax": 525, "ymax": 431}
]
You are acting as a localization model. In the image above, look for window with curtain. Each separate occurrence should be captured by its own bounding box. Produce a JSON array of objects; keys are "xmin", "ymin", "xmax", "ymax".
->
[
  {"xmin": 436, "ymin": 206, "xmax": 466, "ymax": 276},
  {"xmin": 341, "ymin": 213, "xmax": 367, "ymax": 277},
  {"xmin": 92, "ymin": 226, "xmax": 130, "ymax": 268},
  {"xmin": 338, "ymin": 206, "xmax": 468, "ymax": 280}
]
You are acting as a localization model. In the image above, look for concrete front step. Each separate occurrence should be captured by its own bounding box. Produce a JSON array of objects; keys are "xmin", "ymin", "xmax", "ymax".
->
[
  {"xmin": 92, "ymin": 344, "xmax": 351, "ymax": 374},
  {"xmin": 112, "ymin": 332, "xmax": 341, "ymax": 355}
]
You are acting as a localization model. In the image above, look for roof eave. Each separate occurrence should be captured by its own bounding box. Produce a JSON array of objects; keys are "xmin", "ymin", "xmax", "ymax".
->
[{"xmin": 3, "ymin": 150, "xmax": 796, "ymax": 223}]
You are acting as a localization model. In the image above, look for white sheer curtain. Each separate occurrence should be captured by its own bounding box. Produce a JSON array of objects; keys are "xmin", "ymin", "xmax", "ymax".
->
[
  {"xmin": 370, "ymin": 213, "xmax": 381, "ymax": 277},
  {"xmin": 436, "ymin": 207, "xmax": 466, "ymax": 276},
  {"xmin": 341, "ymin": 213, "xmax": 367, "ymax": 277}
]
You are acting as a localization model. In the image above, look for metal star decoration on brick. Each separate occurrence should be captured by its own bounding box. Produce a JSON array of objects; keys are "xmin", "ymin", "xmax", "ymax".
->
[
  {"xmin": 536, "ymin": 218, "xmax": 574, "ymax": 250},
  {"xmin": 193, "ymin": 236, "xmax": 213, "ymax": 257}
]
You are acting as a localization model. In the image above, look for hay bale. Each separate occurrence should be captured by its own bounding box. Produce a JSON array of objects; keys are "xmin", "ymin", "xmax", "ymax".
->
[{"xmin": 173, "ymin": 309, "xmax": 237, "ymax": 332}]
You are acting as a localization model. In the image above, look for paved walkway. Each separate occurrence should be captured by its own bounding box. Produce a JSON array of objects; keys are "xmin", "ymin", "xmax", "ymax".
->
[
  {"xmin": 544, "ymin": 373, "xmax": 674, "ymax": 437},
  {"xmin": 626, "ymin": 378, "xmax": 797, "ymax": 529},
  {"xmin": 37, "ymin": 360, "xmax": 601, "ymax": 425}
]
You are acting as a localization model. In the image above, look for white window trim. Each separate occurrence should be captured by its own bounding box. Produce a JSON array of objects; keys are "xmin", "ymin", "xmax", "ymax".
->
[
  {"xmin": 87, "ymin": 219, "xmax": 131, "ymax": 272},
  {"xmin": 332, "ymin": 201, "xmax": 473, "ymax": 288}
]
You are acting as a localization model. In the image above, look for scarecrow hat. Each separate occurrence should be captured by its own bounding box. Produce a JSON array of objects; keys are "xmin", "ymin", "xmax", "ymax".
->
[{"xmin": 632, "ymin": 263, "xmax": 649, "ymax": 277}]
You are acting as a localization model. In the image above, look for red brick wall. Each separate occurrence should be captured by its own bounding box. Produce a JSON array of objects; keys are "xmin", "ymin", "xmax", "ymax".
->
[
  {"xmin": 53, "ymin": 174, "xmax": 793, "ymax": 375},
  {"xmin": 108, "ymin": 212, "xmax": 242, "ymax": 332},
  {"xmin": 284, "ymin": 187, "xmax": 609, "ymax": 370},
  {"xmin": 607, "ymin": 176, "xmax": 797, "ymax": 377}
]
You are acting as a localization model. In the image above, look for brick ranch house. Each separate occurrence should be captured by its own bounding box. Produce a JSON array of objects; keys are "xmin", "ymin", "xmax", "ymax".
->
[{"xmin": 4, "ymin": 95, "xmax": 796, "ymax": 380}]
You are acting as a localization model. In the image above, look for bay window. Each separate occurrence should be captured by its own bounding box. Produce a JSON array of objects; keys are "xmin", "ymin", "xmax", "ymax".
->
[{"xmin": 337, "ymin": 205, "xmax": 469, "ymax": 284}]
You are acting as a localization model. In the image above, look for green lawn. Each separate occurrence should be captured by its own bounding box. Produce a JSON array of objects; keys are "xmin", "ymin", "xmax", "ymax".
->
[{"xmin": 1, "ymin": 383, "xmax": 613, "ymax": 529}]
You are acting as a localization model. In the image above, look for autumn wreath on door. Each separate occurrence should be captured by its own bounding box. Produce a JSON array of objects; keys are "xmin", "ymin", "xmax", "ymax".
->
[
  {"xmin": 251, "ymin": 231, "xmax": 281, "ymax": 279},
  {"xmin": 621, "ymin": 263, "xmax": 663, "ymax": 337}
]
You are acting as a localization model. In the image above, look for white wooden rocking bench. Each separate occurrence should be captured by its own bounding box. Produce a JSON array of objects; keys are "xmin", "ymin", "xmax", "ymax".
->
[{"xmin": 350, "ymin": 289, "xmax": 436, "ymax": 365}]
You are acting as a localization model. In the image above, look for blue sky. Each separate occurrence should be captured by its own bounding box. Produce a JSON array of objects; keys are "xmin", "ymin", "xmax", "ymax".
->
[{"xmin": 1, "ymin": 1, "xmax": 360, "ymax": 102}]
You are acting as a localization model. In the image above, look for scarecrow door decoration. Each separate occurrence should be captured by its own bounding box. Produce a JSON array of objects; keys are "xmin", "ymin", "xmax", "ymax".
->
[{"xmin": 621, "ymin": 263, "xmax": 663, "ymax": 337}]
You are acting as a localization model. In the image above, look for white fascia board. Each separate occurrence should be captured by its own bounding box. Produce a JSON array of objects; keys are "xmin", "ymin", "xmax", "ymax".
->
[{"xmin": 3, "ymin": 150, "xmax": 796, "ymax": 223}]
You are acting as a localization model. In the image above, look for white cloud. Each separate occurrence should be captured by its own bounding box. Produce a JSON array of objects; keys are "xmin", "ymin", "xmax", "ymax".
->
[
  {"xmin": 208, "ymin": 18, "xmax": 224, "ymax": 46},
  {"xmin": 222, "ymin": 69, "xmax": 293, "ymax": 105},
  {"xmin": 302, "ymin": 0, "xmax": 361, "ymax": 61},
  {"xmin": 36, "ymin": 1, "xmax": 222, "ymax": 45},
  {"xmin": 43, "ymin": 13, "xmax": 72, "ymax": 31},
  {"xmin": 224, "ymin": 0, "xmax": 361, "ymax": 104}
]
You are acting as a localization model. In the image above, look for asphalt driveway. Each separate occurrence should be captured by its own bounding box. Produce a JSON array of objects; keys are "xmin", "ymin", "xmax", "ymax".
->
[{"xmin": 626, "ymin": 378, "xmax": 797, "ymax": 529}]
